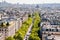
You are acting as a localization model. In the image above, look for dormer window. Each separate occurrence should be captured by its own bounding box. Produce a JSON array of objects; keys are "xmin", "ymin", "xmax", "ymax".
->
[{"xmin": 46, "ymin": 29, "xmax": 48, "ymax": 31}]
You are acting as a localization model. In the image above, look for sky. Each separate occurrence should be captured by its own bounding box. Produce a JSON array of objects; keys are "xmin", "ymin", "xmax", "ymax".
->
[{"xmin": 0, "ymin": 0, "xmax": 60, "ymax": 4}]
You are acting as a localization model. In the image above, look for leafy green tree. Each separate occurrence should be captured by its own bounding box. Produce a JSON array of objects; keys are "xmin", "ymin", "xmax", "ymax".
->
[
  {"xmin": 14, "ymin": 33, "xmax": 23, "ymax": 40},
  {"xmin": 0, "ymin": 22, "xmax": 4, "ymax": 27},
  {"xmin": 6, "ymin": 36, "xmax": 15, "ymax": 40},
  {"xmin": 29, "ymin": 12, "xmax": 41, "ymax": 40},
  {"xmin": 6, "ymin": 22, "xmax": 9, "ymax": 26},
  {"xmin": 14, "ymin": 17, "xmax": 32, "ymax": 40},
  {"xmin": 28, "ymin": 14, "xmax": 31, "ymax": 17}
]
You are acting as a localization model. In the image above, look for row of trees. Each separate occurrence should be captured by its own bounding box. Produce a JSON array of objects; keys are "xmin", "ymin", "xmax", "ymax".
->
[
  {"xmin": 6, "ymin": 17, "xmax": 32, "ymax": 40},
  {"xmin": 14, "ymin": 17, "xmax": 32, "ymax": 40},
  {"xmin": 6, "ymin": 12, "xmax": 41, "ymax": 40},
  {"xmin": 29, "ymin": 12, "xmax": 41, "ymax": 40}
]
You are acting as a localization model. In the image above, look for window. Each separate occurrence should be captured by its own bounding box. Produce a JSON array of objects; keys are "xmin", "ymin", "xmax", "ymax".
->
[
  {"xmin": 21, "ymin": 18, "xmax": 23, "ymax": 20},
  {"xmin": 48, "ymin": 34, "xmax": 51, "ymax": 36},
  {"xmin": 56, "ymin": 29, "xmax": 58, "ymax": 32},
  {"xmin": 46, "ymin": 29, "xmax": 48, "ymax": 31},
  {"xmin": 2, "ymin": 29, "xmax": 3, "ymax": 31},
  {"xmin": 0, "ymin": 29, "xmax": 1, "ymax": 31},
  {"xmin": 49, "ymin": 29, "xmax": 51, "ymax": 31},
  {"xmin": 52, "ymin": 29, "xmax": 54, "ymax": 31}
]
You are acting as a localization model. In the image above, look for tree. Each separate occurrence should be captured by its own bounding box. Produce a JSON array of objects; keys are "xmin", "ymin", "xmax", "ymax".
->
[
  {"xmin": 0, "ymin": 22, "xmax": 4, "ymax": 27},
  {"xmin": 14, "ymin": 15, "xmax": 32, "ymax": 40},
  {"xmin": 29, "ymin": 12, "xmax": 41, "ymax": 40},
  {"xmin": 6, "ymin": 22, "xmax": 9, "ymax": 26},
  {"xmin": 28, "ymin": 14, "xmax": 31, "ymax": 17},
  {"xmin": 6, "ymin": 36, "xmax": 15, "ymax": 40},
  {"xmin": 14, "ymin": 32, "xmax": 23, "ymax": 40}
]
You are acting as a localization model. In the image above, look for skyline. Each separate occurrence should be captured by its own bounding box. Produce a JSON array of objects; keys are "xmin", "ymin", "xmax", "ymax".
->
[{"xmin": 0, "ymin": 0, "xmax": 60, "ymax": 4}]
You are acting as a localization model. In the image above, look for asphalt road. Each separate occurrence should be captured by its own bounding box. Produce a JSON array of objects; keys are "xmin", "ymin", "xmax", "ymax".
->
[{"xmin": 24, "ymin": 24, "xmax": 33, "ymax": 40}]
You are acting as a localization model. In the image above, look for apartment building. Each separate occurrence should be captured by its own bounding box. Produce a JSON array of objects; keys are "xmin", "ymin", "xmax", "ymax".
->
[
  {"xmin": 0, "ymin": 7, "xmax": 30, "ymax": 40},
  {"xmin": 42, "ymin": 24, "xmax": 60, "ymax": 40},
  {"xmin": 40, "ymin": 9, "xmax": 60, "ymax": 40}
]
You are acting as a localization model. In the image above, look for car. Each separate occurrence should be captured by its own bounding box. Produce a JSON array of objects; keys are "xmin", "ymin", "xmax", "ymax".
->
[
  {"xmin": 27, "ymin": 34, "xmax": 29, "ymax": 36},
  {"xmin": 29, "ymin": 31, "xmax": 31, "ymax": 33}
]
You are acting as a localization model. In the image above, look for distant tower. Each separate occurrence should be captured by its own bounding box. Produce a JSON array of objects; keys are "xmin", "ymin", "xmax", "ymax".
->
[
  {"xmin": 17, "ymin": 3, "xmax": 19, "ymax": 5},
  {"xmin": 36, "ymin": 4, "xmax": 39, "ymax": 8}
]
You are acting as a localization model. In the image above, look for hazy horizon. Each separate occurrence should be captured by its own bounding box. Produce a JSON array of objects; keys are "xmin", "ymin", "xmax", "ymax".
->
[{"xmin": 0, "ymin": 0, "xmax": 60, "ymax": 4}]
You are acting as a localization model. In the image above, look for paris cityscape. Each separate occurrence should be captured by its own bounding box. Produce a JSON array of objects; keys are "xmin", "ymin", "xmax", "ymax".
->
[{"xmin": 0, "ymin": 0, "xmax": 60, "ymax": 40}]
